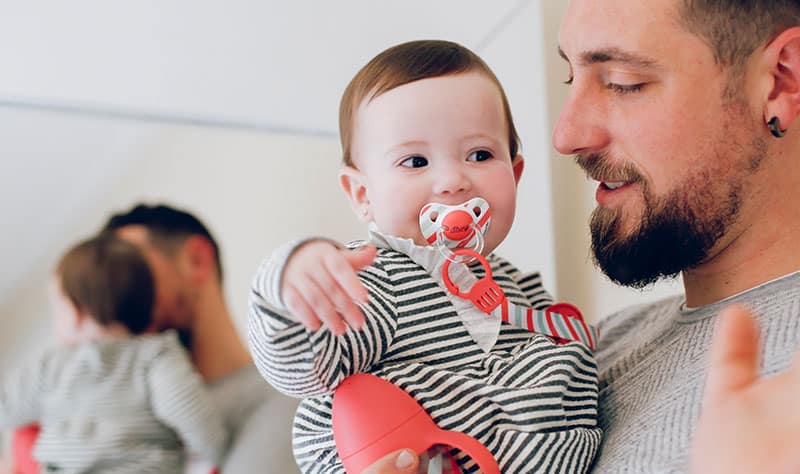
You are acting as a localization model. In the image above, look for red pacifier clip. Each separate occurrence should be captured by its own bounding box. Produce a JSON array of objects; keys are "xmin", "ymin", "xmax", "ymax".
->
[
  {"xmin": 442, "ymin": 249, "xmax": 507, "ymax": 314},
  {"xmin": 441, "ymin": 249, "xmax": 599, "ymax": 350}
]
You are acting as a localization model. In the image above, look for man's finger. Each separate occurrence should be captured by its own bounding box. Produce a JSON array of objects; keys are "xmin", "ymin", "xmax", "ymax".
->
[
  {"xmin": 361, "ymin": 449, "xmax": 419, "ymax": 474},
  {"xmin": 705, "ymin": 304, "xmax": 761, "ymax": 403}
]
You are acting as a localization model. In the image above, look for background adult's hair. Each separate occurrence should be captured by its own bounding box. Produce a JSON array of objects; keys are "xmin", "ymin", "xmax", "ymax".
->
[
  {"xmin": 104, "ymin": 203, "xmax": 224, "ymax": 281},
  {"xmin": 56, "ymin": 234, "xmax": 154, "ymax": 334},
  {"xmin": 680, "ymin": 0, "xmax": 800, "ymax": 72},
  {"xmin": 339, "ymin": 39, "xmax": 521, "ymax": 167}
]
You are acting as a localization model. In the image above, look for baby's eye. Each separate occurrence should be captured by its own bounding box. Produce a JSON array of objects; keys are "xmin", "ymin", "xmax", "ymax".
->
[
  {"xmin": 400, "ymin": 156, "xmax": 429, "ymax": 168},
  {"xmin": 467, "ymin": 150, "xmax": 493, "ymax": 162}
]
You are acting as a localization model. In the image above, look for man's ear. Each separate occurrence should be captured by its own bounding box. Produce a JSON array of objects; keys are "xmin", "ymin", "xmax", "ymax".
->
[
  {"xmin": 339, "ymin": 166, "xmax": 371, "ymax": 222},
  {"xmin": 761, "ymin": 27, "xmax": 800, "ymax": 134},
  {"xmin": 513, "ymin": 155, "xmax": 525, "ymax": 186},
  {"xmin": 182, "ymin": 235, "xmax": 217, "ymax": 284}
]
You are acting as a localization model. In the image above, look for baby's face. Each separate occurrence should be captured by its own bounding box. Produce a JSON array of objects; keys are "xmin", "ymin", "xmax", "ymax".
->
[
  {"xmin": 48, "ymin": 276, "xmax": 80, "ymax": 345},
  {"xmin": 349, "ymin": 71, "xmax": 522, "ymax": 254}
]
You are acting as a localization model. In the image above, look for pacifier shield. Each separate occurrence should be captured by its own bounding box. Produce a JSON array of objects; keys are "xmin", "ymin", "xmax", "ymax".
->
[{"xmin": 419, "ymin": 198, "xmax": 491, "ymax": 250}]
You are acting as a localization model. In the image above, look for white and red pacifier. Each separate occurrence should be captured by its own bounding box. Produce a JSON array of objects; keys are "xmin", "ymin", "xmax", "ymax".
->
[{"xmin": 419, "ymin": 197, "xmax": 491, "ymax": 255}]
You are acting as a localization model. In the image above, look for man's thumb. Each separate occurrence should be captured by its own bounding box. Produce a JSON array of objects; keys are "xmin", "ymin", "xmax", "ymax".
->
[{"xmin": 704, "ymin": 304, "xmax": 761, "ymax": 404}]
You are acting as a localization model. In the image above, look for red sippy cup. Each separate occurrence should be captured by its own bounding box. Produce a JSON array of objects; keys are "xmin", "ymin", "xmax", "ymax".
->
[{"xmin": 332, "ymin": 373, "xmax": 500, "ymax": 474}]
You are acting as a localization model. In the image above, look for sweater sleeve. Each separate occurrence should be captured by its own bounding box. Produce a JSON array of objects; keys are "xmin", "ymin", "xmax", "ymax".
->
[
  {"xmin": 148, "ymin": 333, "xmax": 229, "ymax": 466},
  {"xmin": 248, "ymin": 240, "xmax": 399, "ymax": 398}
]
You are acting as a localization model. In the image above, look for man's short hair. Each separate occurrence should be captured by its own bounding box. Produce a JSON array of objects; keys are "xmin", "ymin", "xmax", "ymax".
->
[
  {"xmin": 680, "ymin": 0, "xmax": 800, "ymax": 70},
  {"xmin": 57, "ymin": 234, "xmax": 154, "ymax": 334},
  {"xmin": 103, "ymin": 204, "xmax": 224, "ymax": 281}
]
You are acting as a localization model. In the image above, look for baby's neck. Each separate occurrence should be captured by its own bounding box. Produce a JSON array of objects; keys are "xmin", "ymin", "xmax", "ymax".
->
[{"xmin": 71, "ymin": 319, "xmax": 132, "ymax": 345}]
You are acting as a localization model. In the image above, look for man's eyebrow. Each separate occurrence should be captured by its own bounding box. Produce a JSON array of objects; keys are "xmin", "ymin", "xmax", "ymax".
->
[{"xmin": 558, "ymin": 46, "xmax": 659, "ymax": 69}]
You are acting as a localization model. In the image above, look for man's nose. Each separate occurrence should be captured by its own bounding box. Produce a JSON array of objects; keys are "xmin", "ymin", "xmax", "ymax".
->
[{"xmin": 552, "ymin": 82, "xmax": 610, "ymax": 157}]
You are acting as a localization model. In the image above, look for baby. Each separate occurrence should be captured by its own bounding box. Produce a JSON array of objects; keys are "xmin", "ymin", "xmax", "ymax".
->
[
  {"xmin": 249, "ymin": 40, "xmax": 601, "ymax": 473},
  {"xmin": 0, "ymin": 234, "xmax": 227, "ymax": 473}
]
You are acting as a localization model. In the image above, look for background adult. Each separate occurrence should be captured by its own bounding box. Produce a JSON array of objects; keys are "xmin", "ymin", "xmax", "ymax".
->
[{"xmin": 105, "ymin": 204, "xmax": 301, "ymax": 473}]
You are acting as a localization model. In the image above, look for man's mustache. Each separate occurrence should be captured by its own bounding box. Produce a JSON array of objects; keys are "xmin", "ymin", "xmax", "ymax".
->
[{"xmin": 574, "ymin": 153, "xmax": 643, "ymax": 184}]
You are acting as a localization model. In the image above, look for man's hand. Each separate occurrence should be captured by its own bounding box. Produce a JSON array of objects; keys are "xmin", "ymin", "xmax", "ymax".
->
[
  {"xmin": 691, "ymin": 305, "xmax": 800, "ymax": 473},
  {"xmin": 281, "ymin": 241, "xmax": 376, "ymax": 335},
  {"xmin": 361, "ymin": 449, "xmax": 419, "ymax": 474}
]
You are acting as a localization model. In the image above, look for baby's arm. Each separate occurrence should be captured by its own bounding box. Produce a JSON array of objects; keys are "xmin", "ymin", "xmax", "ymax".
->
[
  {"xmin": 148, "ymin": 335, "xmax": 228, "ymax": 466},
  {"xmin": 0, "ymin": 353, "xmax": 47, "ymax": 431},
  {"xmin": 248, "ymin": 239, "xmax": 398, "ymax": 398},
  {"xmin": 499, "ymin": 258, "xmax": 554, "ymax": 309}
]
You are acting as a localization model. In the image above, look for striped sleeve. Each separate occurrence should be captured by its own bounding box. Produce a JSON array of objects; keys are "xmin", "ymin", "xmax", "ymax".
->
[
  {"xmin": 248, "ymin": 243, "xmax": 399, "ymax": 399},
  {"xmin": 490, "ymin": 256, "xmax": 554, "ymax": 309},
  {"xmin": 148, "ymin": 335, "xmax": 229, "ymax": 466}
]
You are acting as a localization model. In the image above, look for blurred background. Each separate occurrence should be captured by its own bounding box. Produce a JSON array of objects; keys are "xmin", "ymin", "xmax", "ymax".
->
[{"xmin": 0, "ymin": 1, "xmax": 681, "ymax": 382}]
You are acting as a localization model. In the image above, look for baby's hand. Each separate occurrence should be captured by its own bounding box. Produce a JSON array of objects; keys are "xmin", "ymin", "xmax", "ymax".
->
[{"xmin": 281, "ymin": 241, "xmax": 377, "ymax": 335}]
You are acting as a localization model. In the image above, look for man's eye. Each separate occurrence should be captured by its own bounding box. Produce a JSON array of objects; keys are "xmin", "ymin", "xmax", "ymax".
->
[
  {"xmin": 467, "ymin": 150, "xmax": 493, "ymax": 162},
  {"xmin": 400, "ymin": 156, "xmax": 428, "ymax": 168},
  {"xmin": 564, "ymin": 77, "xmax": 574, "ymax": 85},
  {"xmin": 607, "ymin": 83, "xmax": 646, "ymax": 94}
]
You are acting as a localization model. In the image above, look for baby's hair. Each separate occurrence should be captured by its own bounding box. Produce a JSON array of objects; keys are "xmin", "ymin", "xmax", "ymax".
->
[
  {"xmin": 339, "ymin": 39, "xmax": 520, "ymax": 167},
  {"xmin": 56, "ymin": 233, "xmax": 154, "ymax": 334}
]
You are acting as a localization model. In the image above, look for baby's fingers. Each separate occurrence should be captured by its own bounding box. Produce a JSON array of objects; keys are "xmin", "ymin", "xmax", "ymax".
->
[
  {"xmin": 323, "ymin": 254, "xmax": 368, "ymax": 329},
  {"xmin": 282, "ymin": 284, "xmax": 322, "ymax": 331},
  {"xmin": 309, "ymin": 269, "xmax": 362, "ymax": 334}
]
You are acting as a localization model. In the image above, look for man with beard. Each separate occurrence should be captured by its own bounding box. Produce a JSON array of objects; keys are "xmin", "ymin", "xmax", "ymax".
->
[
  {"xmin": 104, "ymin": 204, "xmax": 301, "ymax": 473},
  {"xmin": 365, "ymin": 0, "xmax": 800, "ymax": 472}
]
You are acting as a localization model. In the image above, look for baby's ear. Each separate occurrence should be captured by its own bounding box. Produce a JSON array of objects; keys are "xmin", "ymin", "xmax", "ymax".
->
[
  {"xmin": 339, "ymin": 166, "xmax": 372, "ymax": 222},
  {"xmin": 513, "ymin": 155, "xmax": 525, "ymax": 185}
]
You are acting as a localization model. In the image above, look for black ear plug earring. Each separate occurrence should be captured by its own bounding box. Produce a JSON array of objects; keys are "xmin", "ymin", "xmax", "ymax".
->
[{"xmin": 768, "ymin": 117, "xmax": 787, "ymax": 138}]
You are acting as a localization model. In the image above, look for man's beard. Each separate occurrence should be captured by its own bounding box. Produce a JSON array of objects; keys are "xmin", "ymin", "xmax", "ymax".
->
[
  {"xmin": 580, "ymin": 129, "xmax": 766, "ymax": 288},
  {"xmin": 589, "ymin": 180, "xmax": 736, "ymax": 288}
]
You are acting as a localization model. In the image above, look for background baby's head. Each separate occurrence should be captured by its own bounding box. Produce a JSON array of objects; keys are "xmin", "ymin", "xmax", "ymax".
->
[{"xmin": 51, "ymin": 233, "xmax": 155, "ymax": 344}]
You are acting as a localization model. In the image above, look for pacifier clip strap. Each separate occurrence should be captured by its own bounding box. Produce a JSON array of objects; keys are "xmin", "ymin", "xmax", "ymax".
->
[
  {"xmin": 492, "ymin": 302, "xmax": 598, "ymax": 350},
  {"xmin": 442, "ymin": 249, "xmax": 599, "ymax": 350}
]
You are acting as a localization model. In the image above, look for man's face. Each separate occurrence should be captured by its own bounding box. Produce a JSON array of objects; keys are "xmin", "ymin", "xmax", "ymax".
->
[
  {"xmin": 553, "ymin": 0, "xmax": 768, "ymax": 287},
  {"xmin": 115, "ymin": 225, "xmax": 195, "ymax": 331}
]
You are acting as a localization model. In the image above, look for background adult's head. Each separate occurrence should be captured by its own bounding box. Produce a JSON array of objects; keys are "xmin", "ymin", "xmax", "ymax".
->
[
  {"xmin": 553, "ymin": 0, "xmax": 800, "ymax": 304},
  {"xmin": 103, "ymin": 203, "xmax": 223, "ymax": 332}
]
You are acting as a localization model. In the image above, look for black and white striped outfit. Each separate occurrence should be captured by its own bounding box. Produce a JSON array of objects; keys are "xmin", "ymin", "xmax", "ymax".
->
[
  {"xmin": 249, "ymin": 236, "xmax": 601, "ymax": 473},
  {"xmin": 0, "ymin": 331, "xmax": 228, "ymax": 473}
]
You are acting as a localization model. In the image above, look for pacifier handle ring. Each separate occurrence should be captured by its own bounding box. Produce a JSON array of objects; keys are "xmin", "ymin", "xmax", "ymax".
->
[{"xmin": 441, "ymin": 249, "xmax": 493, "ymax": 298}]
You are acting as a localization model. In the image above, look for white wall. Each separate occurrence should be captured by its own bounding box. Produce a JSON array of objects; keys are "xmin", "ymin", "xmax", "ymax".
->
[{"xmin": 0, "ymin": 114, "xmax": 358, "ymax": 377}]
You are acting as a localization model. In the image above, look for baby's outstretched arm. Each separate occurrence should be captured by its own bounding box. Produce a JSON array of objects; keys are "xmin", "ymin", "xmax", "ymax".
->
[
  {"xmin": 280, "ymin": 240, "xmax": 375, "ymax": 335},
  {"xmin": 249, "ymin": 239, "xmax": 397, "ymax": 398}
]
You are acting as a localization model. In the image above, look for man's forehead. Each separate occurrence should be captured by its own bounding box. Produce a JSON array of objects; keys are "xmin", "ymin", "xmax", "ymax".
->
[
  {"xmin": 559, "ymin": 0, "xmax": 681, "ymax": 60},
  {"xmin": 115, "ymin": 225, "xmax": 152, "ymax": 248}
]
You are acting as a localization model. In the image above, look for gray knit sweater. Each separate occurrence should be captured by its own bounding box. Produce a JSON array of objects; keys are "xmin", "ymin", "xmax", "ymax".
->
[{"xmin": 593, "ymin": 271, "xmax": 800, "ymax": 473}]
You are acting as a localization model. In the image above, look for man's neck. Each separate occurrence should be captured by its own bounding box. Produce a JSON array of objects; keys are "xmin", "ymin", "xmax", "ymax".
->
[
  {"xmin": 683, "ymin": 194, "xmax": 800, "ymax": 307},
  {"xmin": 190, "ymin": 290, "xmax": 253, "ymax": 382}
]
